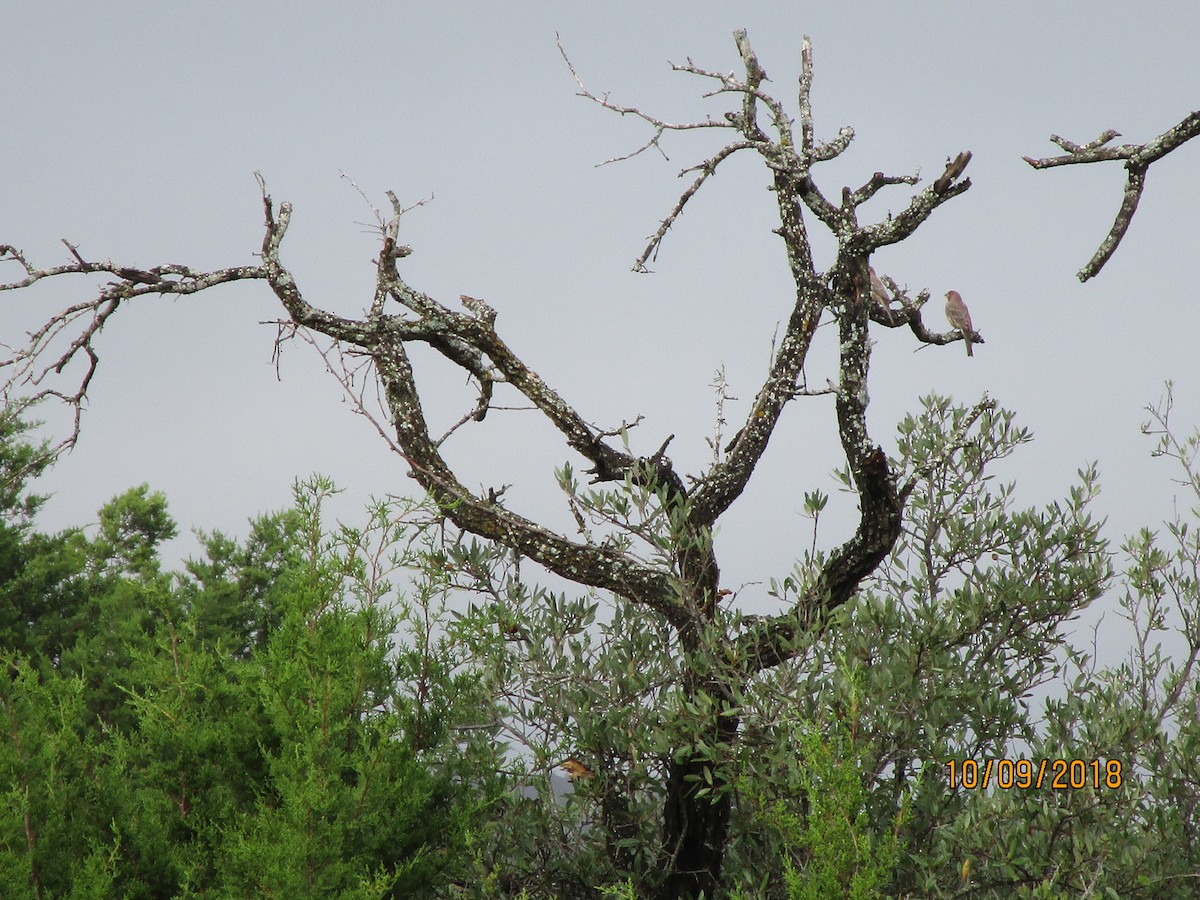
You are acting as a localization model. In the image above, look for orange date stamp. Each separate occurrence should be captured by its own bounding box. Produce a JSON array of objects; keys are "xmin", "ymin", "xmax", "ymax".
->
[{"xmin": 946, "ymin": 758, "xmax": 1123, "ymax": 790}]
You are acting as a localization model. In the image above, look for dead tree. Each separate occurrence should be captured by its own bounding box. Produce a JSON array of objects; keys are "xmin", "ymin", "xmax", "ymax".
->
[{"xmin": 3, "ymin": 31, "xmax": 988, "ymax": 898}]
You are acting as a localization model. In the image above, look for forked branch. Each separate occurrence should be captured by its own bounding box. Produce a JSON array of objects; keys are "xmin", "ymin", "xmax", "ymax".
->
[
  {"xmin": 1, "ymin": 241, "xmax": 266, "ymax": 453},
  {"xmin": 1024, "ymin": 111, "xmax": 1200, "ymax": 281}
]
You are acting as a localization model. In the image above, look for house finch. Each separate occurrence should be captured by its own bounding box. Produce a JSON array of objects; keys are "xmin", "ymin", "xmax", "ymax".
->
[
  {"xmin": 869, "ymin": 267, "xmax": 890, "ymax": 307},
  {"xmin": 944, "ymin": 290, "xmax": 974, "ymax": 357}
]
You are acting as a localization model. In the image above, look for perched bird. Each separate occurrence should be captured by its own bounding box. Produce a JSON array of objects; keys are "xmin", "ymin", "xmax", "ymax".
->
[
  {"xmin": 869, "ymin": 267, "xmax": 891, "ymax": 307},
  {"xmin": 559, "ymin": 758, "xmax": 594, "ymax": 782},
  {"xmin": 944, "ymin": 290, "xmax": 975, "ymax": 357}
]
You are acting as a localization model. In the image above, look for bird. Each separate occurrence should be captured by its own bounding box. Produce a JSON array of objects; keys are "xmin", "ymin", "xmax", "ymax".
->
[
  {"xmin": 869, "ymin": 267, "xmax": 891, "ymax": 307},
  {"xmin": 944, "ymin": 290, "xmax": 975, "ymax": 357},
  {"xmin": 558, "ymin": 758, "xmax": 594, "ymax": 782}
]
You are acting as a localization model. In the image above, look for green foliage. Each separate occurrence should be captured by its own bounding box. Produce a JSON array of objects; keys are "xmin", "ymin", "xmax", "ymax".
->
[
  {"xmin": 0, "ymin": 403, "xmax": 91, "ymax": 678},
  {"xmin": 769, "ymin": 722, "xmax": 902, "ymax": 900},
  {"xmin": 0, "ymin": 433, "xmax": 502, "ymax": 897},
  {"xmin": 451, "ymin": 392, "xmax": 1200, "ymax": 898},
  {"xmin": 4, "ymin": 390, "xmax": 1200, "ymax": 897},
  {"xmin": 0, "ymin": 403, "xmax": 54, "ymax": 524},
  {"xmin": 748, "ymin": 392, "xmax": 1200, "ymax": 897}
]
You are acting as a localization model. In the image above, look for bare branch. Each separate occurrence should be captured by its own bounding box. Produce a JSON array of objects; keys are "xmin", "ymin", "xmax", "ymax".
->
[
  {"xmin": 634, "ymin": 141, "xmax": 755, "ymax": 272},
  {"xmin": 1024, "ymin": 111, "xmax": 1200, "ymax": 280},
  {"xmin": 556, "ymin": 30, "xmax": 971, "ymax": 537},
  {"xmin": 933, "ymin": 151, "xmax": 972, "ymax": 192},
  {"xmin": 369, "ymin": 333, "xmax": 690, "ymax": 627},
  {"xmin": 854, "ymin": 152, "xmax": 972, "ymax": 255},
  {"xmin": 737, "ymin": 393, "xmax": 997, "ymax": 672},
  {"xmin": 731, "ymin": 28, "xmax": 770, "ymax": 141},
  {"xmin": 1, "ymin": 241, "xmax": 266, "ymax": 453},
  {"xmin": 797, "ymin": 36, "xmax": 815, "ymax": 154},
  {"xmin": 1024, "ymin": 129, "xmax": 1126, "ymax": 167},
  {"xmin": 1084, "ymin": 165, "xmax": 1148, "ymax": 280},
  {"xmin": 866, "ymin": 280, "xmax": 985, "ymax": 352},
  {"xmin": 256, "ymin": 187, "xmax": 697, "ymax": 626},
  {"xmin": 844, "ymin": 170, "xmax": 921, "ymax": 208},
  {"xmin": 556, "ymin": 33, "xmax": 730, "ymax": 168}
]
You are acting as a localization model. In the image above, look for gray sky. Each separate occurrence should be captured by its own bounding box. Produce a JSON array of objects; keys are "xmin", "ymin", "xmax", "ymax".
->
[{"xmin": 3, "ymin": 3, "xmax": 1198, "ymax": 653}]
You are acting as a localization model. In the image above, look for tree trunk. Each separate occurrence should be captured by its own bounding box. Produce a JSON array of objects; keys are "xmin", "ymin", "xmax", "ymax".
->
[
  {"xmin": 657, "ymin": 695, "xmax": 740, "ymax": 899},
  {"xmin": 658, "ymin": 756, "xmax": 731, "ymax": 898}
]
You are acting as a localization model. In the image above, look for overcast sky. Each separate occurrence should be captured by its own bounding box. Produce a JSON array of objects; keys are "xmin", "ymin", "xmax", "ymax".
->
[{"xmin": 3, "ymin": 3, "xmax": 1198, "ymax": 659}]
